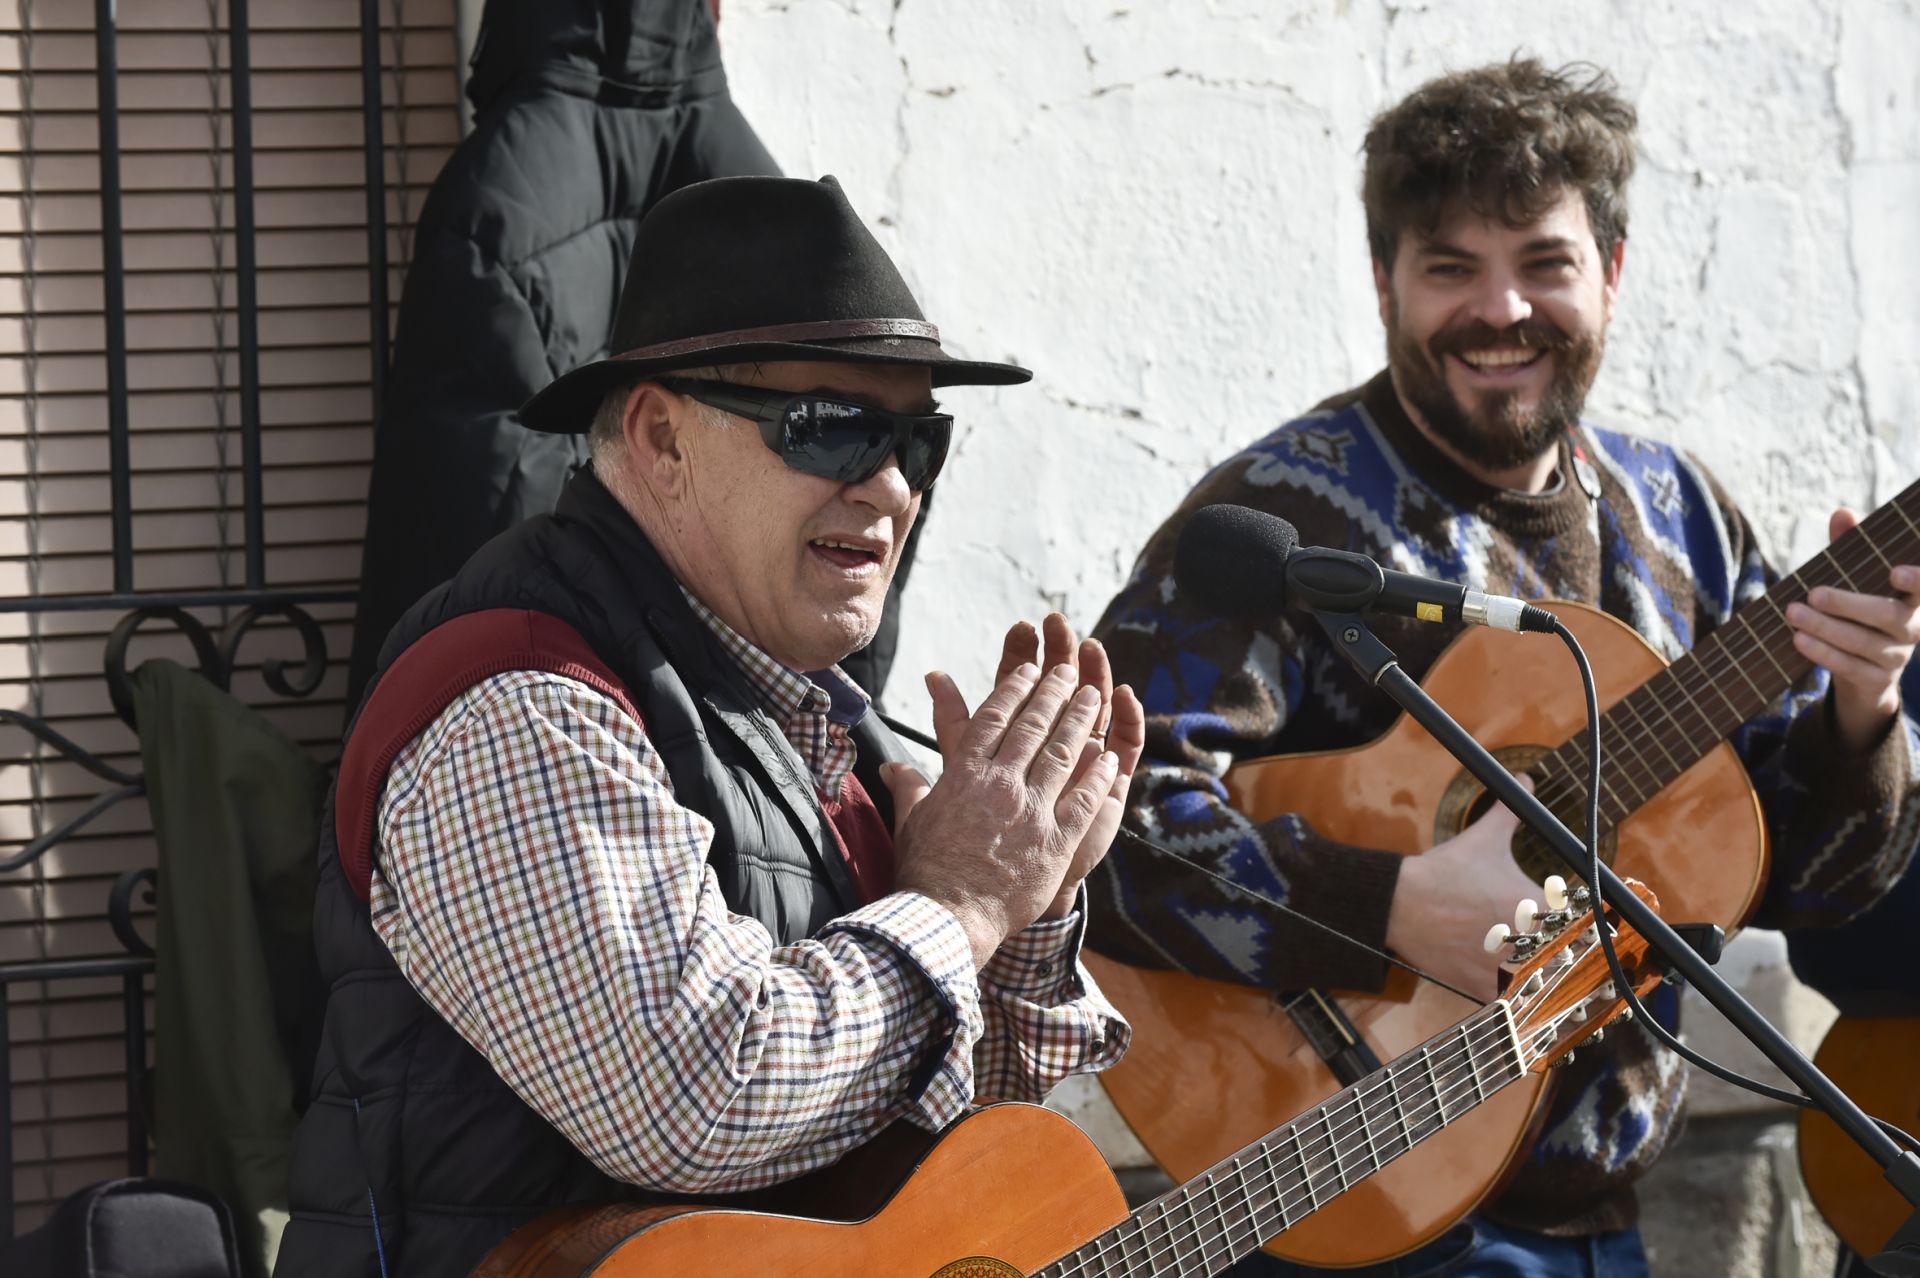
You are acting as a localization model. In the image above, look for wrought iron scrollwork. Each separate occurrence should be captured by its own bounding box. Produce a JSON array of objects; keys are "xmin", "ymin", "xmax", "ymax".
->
[
  {"xmin": 1, "ymin": 599, "xmax": 335, "ymax": 877},
  {"xmin": 0, "ymin": 710, "xmax": 145, "ymax": 874},
  {"xmin": 104, "ymin": 605, "xmax": 225, "ymax": 727},
  {"xmin": 108, "ymin": 866, "xmax": 157, "ymax": 958},
  {"xmin": 219, "ymin": 600, "xmax": 330, "ymax": 700},
  {"xmin": 103, "ymin": 599, "xmax": 332, "ymax": 729}
]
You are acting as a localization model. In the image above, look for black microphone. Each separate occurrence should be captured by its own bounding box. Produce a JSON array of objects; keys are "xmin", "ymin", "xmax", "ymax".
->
[{"xmin": 1173, "ymin": 503, "xmax": 1556, "ymax": 634}]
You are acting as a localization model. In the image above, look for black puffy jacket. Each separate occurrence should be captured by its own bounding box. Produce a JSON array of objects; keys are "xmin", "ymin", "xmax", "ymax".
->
[{"xmin": 346, "ymin": 0, "xmax": 781, "ymax": 706}]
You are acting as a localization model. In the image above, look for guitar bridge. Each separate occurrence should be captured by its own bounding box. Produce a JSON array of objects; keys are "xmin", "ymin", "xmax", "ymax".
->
[{"xmin": 1283, "ymin": 989, "xmax": 1384, "ymax": 1087}]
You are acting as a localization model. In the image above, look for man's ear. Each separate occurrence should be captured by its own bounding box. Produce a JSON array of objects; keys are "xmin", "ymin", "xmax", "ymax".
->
[
  {"xmin": 621, "ymin": 381, "xmax": 690, "ymax": 496},
  {"xmin": 1371, "ymin": 256, "xmax": 1393, "ymax": 328},
  {"xmin": 1602, "ymin": 238, "xmax": 1626, "ymax": 319}
]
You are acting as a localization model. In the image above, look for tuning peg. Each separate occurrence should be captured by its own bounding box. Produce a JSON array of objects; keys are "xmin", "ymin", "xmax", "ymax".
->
[
  {"xmin": 1569, "ymin": 884, "xmax": 1592, "ymax": 910},
  {"xmin": 1544, "ymin": 876, "xmax": 1569, "ymax": 911},
  {"xmin": 1484, "ymin": 922, "xmax": 1513, "ymax": 953},
  {"xmin": 1589, "ymin": 1028, "xmax": 1606, "ymax": 1044},
  {"xmin": 1619, "ymin": 1006, "xmax": 1634, "ymax": 1023},
  {"xmin": 1514, "ymin": 899, "xmax": 1541, "ymax": 934}
]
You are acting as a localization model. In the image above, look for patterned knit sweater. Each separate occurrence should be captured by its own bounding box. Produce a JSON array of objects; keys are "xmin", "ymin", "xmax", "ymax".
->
[{"xmin": 1088, "ymin": 371, "xmax": 1920, "ymax": 1235}]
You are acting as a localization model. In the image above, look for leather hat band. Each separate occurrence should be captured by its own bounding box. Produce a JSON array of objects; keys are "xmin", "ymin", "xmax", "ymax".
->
[{"xmin": 610, "ymin": 318, "xmax": 941, "ymax": 364}]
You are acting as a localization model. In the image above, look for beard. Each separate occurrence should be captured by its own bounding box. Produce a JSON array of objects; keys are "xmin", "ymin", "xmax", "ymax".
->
[{"xmin": 1387, "ymin": 303, "xmax": 1607, "ymax": 473}]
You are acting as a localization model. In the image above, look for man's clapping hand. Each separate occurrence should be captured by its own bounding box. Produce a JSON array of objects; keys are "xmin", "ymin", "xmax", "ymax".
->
[{"xmin": 882, "ymin": 614, "xmax": 1145, "ymax": 967}]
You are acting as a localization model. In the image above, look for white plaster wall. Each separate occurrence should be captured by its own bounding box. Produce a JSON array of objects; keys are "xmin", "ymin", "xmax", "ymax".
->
[
  {"xmin": 721, "ymin": 0, "xmax": 1920, "ymax": 1170},
  {"xmin": 722, "ymin": 0, "xmax": 1920, "ymax": 696}
]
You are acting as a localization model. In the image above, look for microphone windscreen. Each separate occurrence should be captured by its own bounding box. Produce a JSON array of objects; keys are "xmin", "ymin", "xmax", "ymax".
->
[{"xmin": 1173, "ymin": 504, "xmax": 1299, "ymax": 620}]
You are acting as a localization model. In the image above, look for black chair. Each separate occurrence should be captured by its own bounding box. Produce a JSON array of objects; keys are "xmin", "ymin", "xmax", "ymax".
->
[{"xmin": 0, "ymin": 1178, "xmax": 243, "ymax": 1278}]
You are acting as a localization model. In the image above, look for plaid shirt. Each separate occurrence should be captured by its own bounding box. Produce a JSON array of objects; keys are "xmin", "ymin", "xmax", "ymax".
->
[{"xmin": 370, "ymin": 599, "xmax": 1128, "ymax": 1195}]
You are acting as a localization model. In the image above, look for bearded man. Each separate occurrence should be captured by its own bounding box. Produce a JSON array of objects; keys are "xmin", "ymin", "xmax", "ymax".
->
[
  {"xmin": 277, "ymin": 175, "xmax": 1139, "ymax": 1278},
  {"xmin": 1088, "ymin": 60, "xmax": 1920, "ymax": 1277}
]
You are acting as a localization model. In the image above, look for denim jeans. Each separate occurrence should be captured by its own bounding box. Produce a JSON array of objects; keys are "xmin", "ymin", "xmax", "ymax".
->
[{"xmin": 1220, "ymin": 1217, "xmax": 1650, "ymax": 1278}]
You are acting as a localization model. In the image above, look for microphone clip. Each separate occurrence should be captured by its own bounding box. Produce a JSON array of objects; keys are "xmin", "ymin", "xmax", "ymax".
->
[
  {"xmin": 1286, "ymin": 547, "xmax": 1397, "ymax": 614},
  {"xmin": 1311, "ymin": 610, "xmax": 1403, "ymax": 686}
]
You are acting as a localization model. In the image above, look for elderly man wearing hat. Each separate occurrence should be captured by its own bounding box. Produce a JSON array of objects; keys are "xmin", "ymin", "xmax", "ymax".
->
[{"xmin": 274, "ymin": 176, "xmax": 1140, "ymax": 1278}]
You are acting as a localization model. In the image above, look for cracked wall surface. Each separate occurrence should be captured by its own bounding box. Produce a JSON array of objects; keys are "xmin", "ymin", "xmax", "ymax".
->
[{"xmin": 724, "ymin": 0, "xmax": 1920, "ymax": 715}]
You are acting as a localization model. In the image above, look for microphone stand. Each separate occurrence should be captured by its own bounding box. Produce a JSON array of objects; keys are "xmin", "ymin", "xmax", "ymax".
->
[{"xmin": 1309, "ymin": 610, "xmax": 1920, "ymax": 1277}]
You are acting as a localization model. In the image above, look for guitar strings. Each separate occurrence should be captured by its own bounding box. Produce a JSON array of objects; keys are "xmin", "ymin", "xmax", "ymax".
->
[
  {"xmin": 1482, "ymin": 485, "xmax": 1916, "ymax": 824},
  {"xmin": 1497, "ymin": 533, "xmax": 1889, "ymax": 859},
  {"xmin": 1658, "ymin": 493, "xmax": 1913, "ymax": 719},
  {"xmin": 1598, "ymin": 513, "xmax": 1900, "ymax": 771},
  {"xmin": 1510, "ymin": 513, "xmax": 1909, "ymax": 845},
  {"xmin": 1055, "ymin": 950, "xmax": 1601, "ymax": 1276},
  {"xmin": 1089, "ymin": 948, "xmax": 1603, "ymax": 1275},
  {"xmin": 1664, "ymin": 516, "xmax": 1902, "ymax": 745},
  {"xmin": 1051, "ymin": 1010, "xmax": 1540, "ymax": 1277}
]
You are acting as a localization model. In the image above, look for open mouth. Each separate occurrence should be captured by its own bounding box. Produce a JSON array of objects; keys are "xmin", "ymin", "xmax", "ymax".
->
[
  {"xmin": 1452, "ymin": 347, "xmax": 1547, "ymax": 375},
  {"xmin": 809, "ymin": 537, "xmax": 886, "ymax": 571}
]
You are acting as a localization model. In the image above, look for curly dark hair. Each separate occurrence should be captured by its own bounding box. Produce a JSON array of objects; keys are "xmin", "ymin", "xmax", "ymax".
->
[{"xmin": 1362, "ymin": 58, "xmax": 1638, "ymax": 267}]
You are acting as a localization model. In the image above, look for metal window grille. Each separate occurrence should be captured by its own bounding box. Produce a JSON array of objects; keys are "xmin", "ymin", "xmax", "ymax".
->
[{"xmin": 0, "ymin": 0, "xmax": 457, "ymax": 1234}]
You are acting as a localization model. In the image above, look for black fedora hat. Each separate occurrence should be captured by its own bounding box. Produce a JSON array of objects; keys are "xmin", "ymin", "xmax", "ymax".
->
[{"xmin": 519, "ymin": 175, "xmax": 1031, "ymax": 433}]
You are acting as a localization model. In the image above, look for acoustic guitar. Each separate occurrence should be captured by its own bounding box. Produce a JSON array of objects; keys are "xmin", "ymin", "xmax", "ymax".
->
[
  {"xmin": 1085, "ymin": 481, "xmax": 1920, "ymax": 1265},
  {"xmin": 474, "ymin": 888, "xmax": 1662, "ymax": 1277},
  {"xmin": 1799, "ymin": 1015, "xmax": 1920, "ymax": 1259}
]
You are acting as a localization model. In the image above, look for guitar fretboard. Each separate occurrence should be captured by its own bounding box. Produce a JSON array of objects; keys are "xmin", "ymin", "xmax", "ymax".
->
[
  {"xmin": 1034, "ymin": 1002, "xmax": 1524, "ymax": 1277},
  {"xmin": 1530, "ymin": 479, "xmax": 1920, "ymax": 830}
]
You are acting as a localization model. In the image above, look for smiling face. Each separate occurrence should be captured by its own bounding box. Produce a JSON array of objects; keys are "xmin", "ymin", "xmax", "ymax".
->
[
  {"xmin": 1375, "ymin": 186, "xmax": 1624, "ymax": 482},
  {"xmin": 608, "ymin": 359, "xmax": 933, "ymax": 673}
]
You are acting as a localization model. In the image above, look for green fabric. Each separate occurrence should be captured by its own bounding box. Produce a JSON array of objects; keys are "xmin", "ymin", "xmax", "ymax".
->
[{"xmin": 131, "ymin": 659, "xmax": 329, "ymax": 1278}]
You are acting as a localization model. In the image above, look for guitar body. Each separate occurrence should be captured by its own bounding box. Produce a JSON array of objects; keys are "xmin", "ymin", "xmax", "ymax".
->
[
  {"xmin": 474, "ymin": 1105, "xmax": 1128, "ymax": 1278},
  {"xmin": 1798, "ymin": 1015, "xmax": 1920, "ymax": 1258},
  {"xmin": 1089, "ymin": 599, "xmax": 1769, "ymax": 1265}
]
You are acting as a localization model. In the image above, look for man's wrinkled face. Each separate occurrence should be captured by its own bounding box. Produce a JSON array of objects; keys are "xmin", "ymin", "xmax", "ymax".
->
[
  {"xmin": 659, "ymin": 360, "xmax": 932, "ymax": 673},
  {"xmin": 1375, "ymin": 187, "xmax": 1623, "ymax": 473}
]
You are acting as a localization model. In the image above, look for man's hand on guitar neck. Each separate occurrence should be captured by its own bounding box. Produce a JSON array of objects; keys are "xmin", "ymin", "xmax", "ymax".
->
[
  {"xmin": 1783, "ymin": 507, "xmax": 1920, "ymax": 756},
  {"xmin": 1385, "ymin": 776, "xmax": 1540, "ymax": 1003}
]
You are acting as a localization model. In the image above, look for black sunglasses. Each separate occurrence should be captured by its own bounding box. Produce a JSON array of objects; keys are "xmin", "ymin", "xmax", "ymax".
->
[{"xmin": 659, "ymin": 378, "xmax": 953, "ymax": 492}]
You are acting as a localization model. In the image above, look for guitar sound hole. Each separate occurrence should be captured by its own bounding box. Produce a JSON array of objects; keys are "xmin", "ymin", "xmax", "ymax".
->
[
  {"xmin": 929, "ymin": 1259, "xmax": 1022, "ymax": 1278},
  {"xmin": 1435, "ymin": 745, "xmax": 1617, "ymax": 885},
  {"xmin": 1508, "ymin": 808, "xmax": 1617, "ymax": 883}
]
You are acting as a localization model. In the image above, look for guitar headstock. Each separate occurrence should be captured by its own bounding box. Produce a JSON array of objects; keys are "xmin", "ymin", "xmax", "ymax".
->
[{"xmin": 1489, "ymin": 876, "xmax": 1667, "ymax": 1072}]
